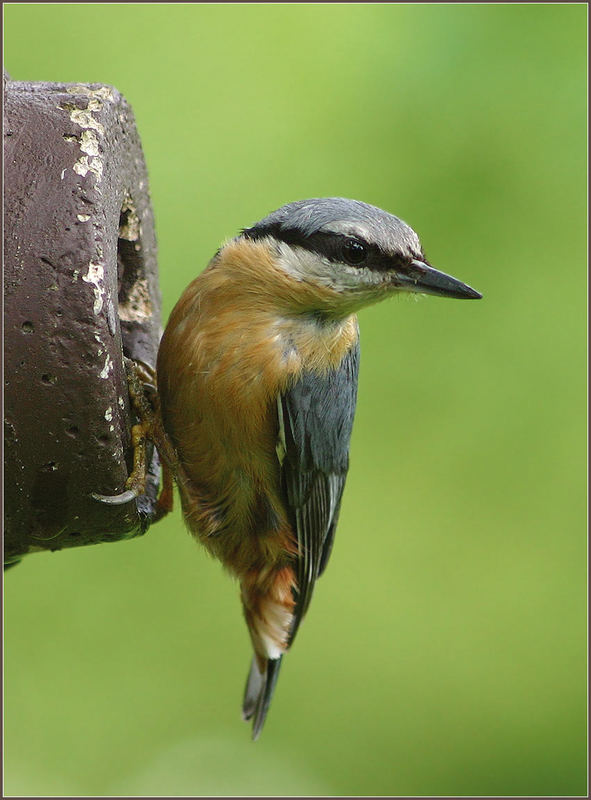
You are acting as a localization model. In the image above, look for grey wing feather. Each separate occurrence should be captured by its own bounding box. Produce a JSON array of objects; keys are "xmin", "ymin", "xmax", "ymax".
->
[{"xmin": 279, "ymin": 338, "xmax": 359, "ymax": 644}]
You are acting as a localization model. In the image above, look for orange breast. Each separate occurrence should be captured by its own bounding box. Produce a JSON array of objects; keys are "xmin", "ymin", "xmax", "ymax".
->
[{"xmin": 156, "ymin": 239, "xmax": 358, "ymax": 576}]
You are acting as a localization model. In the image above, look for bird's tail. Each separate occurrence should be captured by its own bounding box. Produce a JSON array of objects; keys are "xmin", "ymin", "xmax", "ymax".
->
[
  {"xmin": 240, "ymin": 565, "xmax": 296, "ymax": 739},
  {"xmin": 242, "ymin": 655, "xmax": 283, "ymax": 740}
]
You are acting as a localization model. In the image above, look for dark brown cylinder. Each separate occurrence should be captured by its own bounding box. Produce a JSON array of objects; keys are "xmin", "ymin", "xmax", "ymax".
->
[{"xmin": 4, "ymin": 79, "xmax": 162, "ymax": 565}]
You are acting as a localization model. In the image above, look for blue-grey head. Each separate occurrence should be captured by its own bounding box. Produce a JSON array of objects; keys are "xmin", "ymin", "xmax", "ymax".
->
[{"xmin": 241, "ymin": 198, "xmax": 481, "ymax": 308}]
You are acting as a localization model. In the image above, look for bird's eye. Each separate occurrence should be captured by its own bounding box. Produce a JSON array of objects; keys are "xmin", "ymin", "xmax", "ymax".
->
[{"xmin": 341, "ymin": 238, "xmax": 367, "ymax": 266}]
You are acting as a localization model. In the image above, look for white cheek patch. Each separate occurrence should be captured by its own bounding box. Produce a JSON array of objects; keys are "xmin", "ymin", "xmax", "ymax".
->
[
  {"xmin": 275, "ymin": 241, "xmax": 325, "ymax": 282},
  {"xmin": 276, "ymin": 241, "xmax": 385, "ymax": 293}
]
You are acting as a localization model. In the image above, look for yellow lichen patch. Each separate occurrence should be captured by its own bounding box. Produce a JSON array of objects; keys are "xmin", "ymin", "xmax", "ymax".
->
[
  {"xmin": 66, "ymin": 84, "xmax": 114, "ymax": 102},
  {"xmin": 119, "ymin": 197, "xmax": 141, "ymax": 242},
  {"xmin": 118, "ymin": 278, "xmax": 153, "ymax": 323},
  {"xmin": 73, "ymin": 155, "xmax": 103, "ymax": 182},
  {"xmin": 69, "ymin": 105, "xmax": 105, "ymax": 136},
  {"xmin": 82, "ymin": 262, "xmax": 105, "ymax": 315},
  {"xmin": 79, "ymin": 129, "xmax": 100, "ymax": 157}
]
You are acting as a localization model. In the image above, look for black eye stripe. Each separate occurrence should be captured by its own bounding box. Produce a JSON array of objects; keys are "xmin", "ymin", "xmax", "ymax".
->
[
  {"xmin": 294, "ymin": 232, "xmax": 348, "ymax": 263},
  {"xmin": 243, "ymin": 224, "xmax": 414, "ymax": 272},
  {"xmin": 341, "ymin": 237, "xmax": 367, "ymax": 265},
  {"xmin": 245, "ymin": 227, "xmax": 367, "ymax": 264}
]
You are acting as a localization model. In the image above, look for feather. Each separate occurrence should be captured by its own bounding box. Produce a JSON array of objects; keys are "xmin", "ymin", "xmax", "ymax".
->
[
  {"xmin": 242, "ymin": 656, "xmax": 283, "ymax": 741},
  {"xmin": 279, "ymin": 337, "xmax": 360, "ymax": 644}
]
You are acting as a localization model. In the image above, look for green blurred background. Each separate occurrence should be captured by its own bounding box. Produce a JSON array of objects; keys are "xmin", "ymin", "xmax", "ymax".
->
[{"xmin": 4, "ymin": 3, "xmax": 587, "ymax": 797}]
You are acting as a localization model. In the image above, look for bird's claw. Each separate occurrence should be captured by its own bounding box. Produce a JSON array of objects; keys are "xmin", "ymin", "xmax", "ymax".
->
[
  {"xmin": 92, "ymin": 359, "xmax": 157, "ymax": 511},
  {"xmin": 91, "ymin": 488, "xmax": 139, "ymax": 505},
  {"xmin": 92, "ymin": 358, "xmax": 183, "ymax": 521}
]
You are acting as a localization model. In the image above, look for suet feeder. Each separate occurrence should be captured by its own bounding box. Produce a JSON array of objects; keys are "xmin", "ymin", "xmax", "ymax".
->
[{"xmin": 4, "ymin": 76, "xmax": 162, "ymax": 566}]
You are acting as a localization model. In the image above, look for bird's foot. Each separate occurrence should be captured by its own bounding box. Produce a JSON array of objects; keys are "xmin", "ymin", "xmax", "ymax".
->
[{"xmin": 92, "ymin": 357, "xmax": 175, "ymax": 521}]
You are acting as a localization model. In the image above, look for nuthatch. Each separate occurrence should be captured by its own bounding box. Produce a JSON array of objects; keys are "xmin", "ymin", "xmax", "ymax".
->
[{"xmin": 111, "ymin": 198, "xmax": 481, "ymax": 739}]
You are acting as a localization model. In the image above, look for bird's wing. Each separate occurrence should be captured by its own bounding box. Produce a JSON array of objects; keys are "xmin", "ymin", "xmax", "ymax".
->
[{"xmin": 278, "ymin": 339, "xmax": 359, "ymax": 645}]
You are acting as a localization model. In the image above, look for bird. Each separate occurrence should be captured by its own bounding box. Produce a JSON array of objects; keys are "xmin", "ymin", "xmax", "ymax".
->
[{"xmin": 151, "ymin": 198, "xmax": 481, "ymax": 739}]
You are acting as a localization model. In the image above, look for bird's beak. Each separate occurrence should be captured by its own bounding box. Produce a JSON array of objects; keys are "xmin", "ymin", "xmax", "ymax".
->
[{"xmin": 395, "ymin": 260, "xmax": 482, "ymax": 299}]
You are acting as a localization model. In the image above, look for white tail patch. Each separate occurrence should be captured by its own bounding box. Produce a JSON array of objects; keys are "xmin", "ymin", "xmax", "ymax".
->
[{"xmin": 255, "ymin": 597, "xmax": 293, "ymax": 661}]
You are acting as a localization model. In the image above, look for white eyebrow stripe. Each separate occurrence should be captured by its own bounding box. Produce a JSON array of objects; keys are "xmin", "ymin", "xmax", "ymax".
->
[
  {"xmin": 316, "ymin": 220, "xmax": 422, "ymax": 257},
  {"xmin": 318, "ymin": 220, "xmax": 373, "ymax": 239}
]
